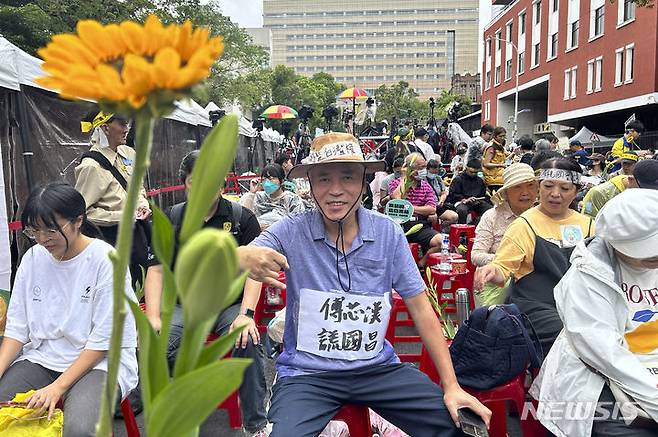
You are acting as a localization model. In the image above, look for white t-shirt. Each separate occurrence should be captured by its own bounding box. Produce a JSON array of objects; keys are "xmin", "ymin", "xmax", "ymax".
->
[
  {"xmin": 5, "ymin": 239, "xmax": 138, "ymax": 398},
  {"xmin": 414, "ymin": 139, "xmax": 435, "ymax": 161},
  {"xmin": 618, "ymin": 261, "xmax": 658, "ymax": 379}
]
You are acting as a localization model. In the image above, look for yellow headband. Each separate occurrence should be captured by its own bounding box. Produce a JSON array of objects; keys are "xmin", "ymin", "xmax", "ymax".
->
[{"xmin": 80, "ymin": 112, "xmax": 114, "ymax": 133}]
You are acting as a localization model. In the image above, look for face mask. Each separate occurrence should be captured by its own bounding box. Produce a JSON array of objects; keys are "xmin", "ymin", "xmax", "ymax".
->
[
  {"xmin": 426, "ymin": 172, "xmax": 438, "ymax": 180},
  {"xmin": 263, "ymin": 180, "xmax": 280, "ymax": 195},
  {"xmin": 415, "ymin": 169, "xmax": 428, "ymax": 181},
  {"xmin": 394, "ymin": 170, "xmax": 401, "ymax": 178}
]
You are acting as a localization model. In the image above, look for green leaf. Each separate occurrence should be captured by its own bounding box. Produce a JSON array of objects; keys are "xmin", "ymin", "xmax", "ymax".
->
[
  {"xmin": 125, "ymin": 298, "xmax": 169, "ymax": 412},
  {"xmin": 405, "ymin": 223, "xmax": 424, "ymax": 236},
  {"xmin": 196, "ymin": 328, "xmax": 243, "ymax": 369},
  {"xmin": 158, "ymin": 263, "xmax": 177, "ymax": 356},
  {"xmin": 173, "ymin": 318, "xmax": 215, "ymax": 379},
  {"xmin": 179, "ymin": 115, "xmax": 239, "ymax": 244},
  {"xmin": 151, "ymin": 203, "xmax": 175, "ymax": 268},
  {"xmin": 148, "ymin": 358, "xmax": 252, "ymax": 437}
]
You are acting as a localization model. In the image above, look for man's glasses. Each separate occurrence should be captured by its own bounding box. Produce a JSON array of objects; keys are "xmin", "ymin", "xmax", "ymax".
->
[{"xmin": 23, "ymin": 221, "xmax": 73, "ymax": 241}]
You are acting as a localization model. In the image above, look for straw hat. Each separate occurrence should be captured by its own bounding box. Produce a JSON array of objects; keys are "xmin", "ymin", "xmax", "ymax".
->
[
  {"xmin": 288, "ymin": 132, "xmax": 386, "ymax": 179},
  {"xmin": 492, "ymin": 163, "xmax": 536, "ymax": 205}
]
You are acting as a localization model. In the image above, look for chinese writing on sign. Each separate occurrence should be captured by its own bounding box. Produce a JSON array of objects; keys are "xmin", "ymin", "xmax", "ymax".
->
[
  {"xmin": 320, "ymin": 297, "xmax": 383, "ymax": 324},
  {"xmin": 318, "ymin": 329, "xmax": 379, "ymax": 353}
]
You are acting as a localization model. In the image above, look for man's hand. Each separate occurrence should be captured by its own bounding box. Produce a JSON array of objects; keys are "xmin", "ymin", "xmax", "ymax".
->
[
  {"xmin": 25, "ymin": 382, "xmax": 67, "ymax": 420},
  {"xmin": 462, "ymin": 197, "xmax": 476, "ymax": 205},
  {"xmin": 249, "ymin": 178, "xmax": 261, "ymax": 193},
  {"xmin": 443, "ymin": 386, "xmax": 492, "ymax": 428},
  {"xmin": 237, "ymin": 246, "xmax": 289, "ymax": 288},
  {"xmin": 230, "ymin": 314, "xmax": 260, "ymax": 349},
  {"xmin": 136, "ymin": 206, "xmax": 152, "ymax": 220}
]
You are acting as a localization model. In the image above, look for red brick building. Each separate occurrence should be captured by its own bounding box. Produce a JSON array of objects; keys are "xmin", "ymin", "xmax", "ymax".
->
[{"xmin": 481, "ymin": 0, "xmax": 658, "ymax": 142}]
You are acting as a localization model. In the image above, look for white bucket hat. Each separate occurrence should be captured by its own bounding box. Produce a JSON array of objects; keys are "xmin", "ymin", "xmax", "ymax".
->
[
  {"xmin": 492, "ymin": 163, "xmax": 537, "ymax": 206},
  {"xmin": 595, "ymin": 188, "xmax": 658, "ymax": 259}
]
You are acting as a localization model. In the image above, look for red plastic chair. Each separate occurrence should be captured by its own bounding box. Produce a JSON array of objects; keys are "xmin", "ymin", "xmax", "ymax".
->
[
  {"xmin": 385, "ymin": 292, "xmax": 421, "ymax": 362},
  {"xmin": 332, "ymin": 404, "xmax": 372, "ymax": 437},
  {"xmin": 254, "ymin": 271, "xmax": 287, "ymax": 334},
  {"xmin": 119, "ymin": 398, "xmax": 141, "ymax": 437},
  {"xmin": 448, "ymin": 224, "xmax": 476, "ymax": 252},
  {"xmin": 408, "ymin": 243, "xmax": 420, "ymax": 263},
  {"xmin": 419, "ymin": 346, "xmax": 545, "ymax": 437},
  {"xmin": 427, "ymin": 269, "xmax": 470, "ymax": 314}
]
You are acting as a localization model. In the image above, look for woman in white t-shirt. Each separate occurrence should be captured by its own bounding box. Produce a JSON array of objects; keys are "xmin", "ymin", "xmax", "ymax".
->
[{"xmin": 0, "ymin": 183, "xmax": 138, "ymax": 437}]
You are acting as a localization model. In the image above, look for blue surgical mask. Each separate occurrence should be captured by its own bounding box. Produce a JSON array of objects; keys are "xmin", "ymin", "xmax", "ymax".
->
[
  {"xmin": 426, "ymin": 172, "xmax": 437, "ymax": 180},
  {"xmin": 415, "ymin": 169, "xmax": 428, "ymax": 181},
  {"xmin": 263, "ymin": 180, "xmax": 280, "ymax": 195}
]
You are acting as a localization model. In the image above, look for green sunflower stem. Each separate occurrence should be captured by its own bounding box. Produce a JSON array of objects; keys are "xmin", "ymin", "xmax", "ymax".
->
[{"xmin": 96, "ymin": 112, "xmax": 154, "ymax": 437}]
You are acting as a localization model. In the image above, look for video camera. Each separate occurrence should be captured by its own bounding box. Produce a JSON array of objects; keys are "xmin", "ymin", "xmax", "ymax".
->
[{"xmin": 299, "ymin": 105, "xmax": 315, "ymax": 123}]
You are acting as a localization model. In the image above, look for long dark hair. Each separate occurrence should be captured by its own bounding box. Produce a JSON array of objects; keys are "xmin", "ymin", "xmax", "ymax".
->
[
  {"xmin": 261, "ymin": 164, "xmax": 285, "ymax": 183},
  {"xmin": 21, "ymin": 183, "xmax": 100, "ymax": 251}
]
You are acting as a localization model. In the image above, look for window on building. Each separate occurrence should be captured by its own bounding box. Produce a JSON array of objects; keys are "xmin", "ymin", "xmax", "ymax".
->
[
  {"xmin": 587, "ymin": 60, "xmax": 594, "ymax": 93},
  {"xmin": 571, "ymin": 66, "xmax": 577, "ymax": 98},
  {"xmin": 534, "ymin": 1, "xmax": 542, "ymax": 24},
  {"xmin": 594, "ymin": 6, "xmax": 604, "ymax": 37},
  {"xmin": 569, "ymin": 20, "xmax": 579, "ymax": 48},
  {"xmin": 506, "ymin": 59, "xmax": 513, "ymax": 80},
  {"xmin": 615, "ymin": 48, "xmax": 624, "ymax": 86},
  {"xmin": 518, "ymin": 51, "xmax": 526, "ymax": 73},
  {"xmin": 595, "ymin": 57, "xmax": 603, "ymax": 91},
  {"xmin": 620, "ymin": 0, "xmax": 635, "ymax": 23},
  {"xmin": 495, "ymin": 31, "xmax": 501, "ymax": 51},
  {"xmin": 549, "ymin": 33, "xmax": 558, "ymax": 58},
  {"xmin": 625, "ymin": 44, "xmax": 634, "ymax": 82},
  {"xmin": 520, "ymin": 12, "xmax": 527, "ymax": 34},
  {"xmin": 564, "ymin": 69, "xmax": 571, "ymax": 100},
  {"xmin": 486, "ymin": 71, "xmax": 491, "ymax": 89},
  {"xmin": 552, "ymin": 0, "xmax": 559, "ymax": 12},
  {"xmin": 486, "ymin": 38, "xmax": 492, "ymax": 57},
  {"xmin": 532, "ymin": 43, "xmax": 540, "ymax": 67},
  {"xmin": 484, "ymin": 100, "xmax": 491, "ymax": 120},
  {"xmin": 495, "ymin": 66, "xmax": 501, "ymax": 85},
  {"xmin": 506, "ymin": 22, "xmax": 513, "ymax": 42}
]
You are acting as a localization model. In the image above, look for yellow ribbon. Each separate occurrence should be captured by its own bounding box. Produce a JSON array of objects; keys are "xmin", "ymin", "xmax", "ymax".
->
[{"xmin": 80, "ymin": 111, "xmax": 114, "ymax": 133}]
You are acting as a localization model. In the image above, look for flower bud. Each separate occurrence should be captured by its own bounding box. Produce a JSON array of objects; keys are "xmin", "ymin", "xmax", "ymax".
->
[{"xmin": 175, "ymin": 228, "xmax": 239, "ymax": 325}]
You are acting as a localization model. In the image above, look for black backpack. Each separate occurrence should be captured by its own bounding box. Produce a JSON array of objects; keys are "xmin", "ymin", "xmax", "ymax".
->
[
  {"xmin": 168, "ymin": 200, "xmax": 243, "ymax": 237},
  {"xmin": 449, "ymin": 304, "xmax": 543, "ymax": 390}
]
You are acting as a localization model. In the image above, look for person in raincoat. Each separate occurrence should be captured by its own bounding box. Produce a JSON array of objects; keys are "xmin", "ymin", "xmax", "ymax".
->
[{"xmin": 530, "ymin": 188, "xmax": 658, "ymax": 436}]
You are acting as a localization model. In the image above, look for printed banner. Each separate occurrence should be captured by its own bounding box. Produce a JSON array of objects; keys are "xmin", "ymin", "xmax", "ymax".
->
[{"xmin": 297, "ymin": 288, "xmax": 391, "ymax": 361}]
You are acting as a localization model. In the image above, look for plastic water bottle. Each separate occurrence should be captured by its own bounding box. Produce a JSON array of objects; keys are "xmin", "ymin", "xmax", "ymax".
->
[
  {"xmin": 456, "ymin": 288, "xmax": 471, "ymax": 325},
  {"xmin": 439, "ymin": 234, "xmax": 451, "ymax": 274}
]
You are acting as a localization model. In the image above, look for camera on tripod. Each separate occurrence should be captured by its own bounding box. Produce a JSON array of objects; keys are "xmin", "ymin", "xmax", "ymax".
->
[
  {"xmin": 209, "ymin": 109, "xmax": 226, "ymax": 126},
  {"xmin": 299, "ymin": 105, "xmax": 314, "ymax": 123}
]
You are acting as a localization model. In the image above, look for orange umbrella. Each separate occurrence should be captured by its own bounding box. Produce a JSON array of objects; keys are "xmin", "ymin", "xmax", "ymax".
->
[{"xmin": 337, "ymin": 87, "xmax": 370, "ymax": 100}]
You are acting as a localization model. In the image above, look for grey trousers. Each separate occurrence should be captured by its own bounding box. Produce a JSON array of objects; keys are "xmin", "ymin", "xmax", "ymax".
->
[
  {"xmin": 167, "ymin": 303, "xmax": 268, "ymax": 433},
  {"xmin": 0, "ymin": 360, "xmax": 108, "ymax": 437},
  {"xmin": 269, "ymin": 363, "xmax": 467, "ymax": 437}
]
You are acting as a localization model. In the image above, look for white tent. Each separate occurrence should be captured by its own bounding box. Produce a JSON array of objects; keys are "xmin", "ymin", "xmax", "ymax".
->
[
  {"xmin": 569, "ymin": 126, "xmax": 615, "ymax": 146},
  {"xmin": 0, "ymin": 36, "xmax": 212, "ymax": 127}
]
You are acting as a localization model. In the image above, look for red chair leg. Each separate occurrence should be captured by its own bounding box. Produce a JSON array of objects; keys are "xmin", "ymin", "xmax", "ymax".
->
[
  {"xmin": 121, "ymin": 398, "xmax": 141, "ymax": 437},
  {"xmin": 484, "ymin": 400, "xmax": 508, "ymax": 437},
  {"xmin": 219, "ymin": 390, "xmax": 242, "ymax": 429},
  {"xmin": 333, "ymin": 404, "xmax": 372, "ymax": 437}
]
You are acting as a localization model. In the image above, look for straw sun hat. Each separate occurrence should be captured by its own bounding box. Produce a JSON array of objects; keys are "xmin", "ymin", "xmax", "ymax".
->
[
  {"xmin": 288, "ymin": 132, "xmax": 386, "ymax": 179},
  {"xmin": 492, "ymin": 163, "xmax": 537, "ymax": 205}
]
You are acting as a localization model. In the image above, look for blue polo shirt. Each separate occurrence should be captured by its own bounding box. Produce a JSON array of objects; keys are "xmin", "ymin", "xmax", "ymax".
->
[{"xmin": 251, "ymin": 207, "xmax": 426, "ymax": 377}]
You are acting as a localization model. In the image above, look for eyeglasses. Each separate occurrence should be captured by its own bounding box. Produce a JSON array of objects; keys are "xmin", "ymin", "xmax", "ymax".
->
[{"xmin": 23, "ymin": 221, "xmax": 73, "ymax": 241}]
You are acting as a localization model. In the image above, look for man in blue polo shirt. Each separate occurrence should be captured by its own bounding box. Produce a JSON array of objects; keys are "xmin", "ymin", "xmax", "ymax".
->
[{"xmin": 242, "ymin": 132, "xmax": 490, "ymax": 436}]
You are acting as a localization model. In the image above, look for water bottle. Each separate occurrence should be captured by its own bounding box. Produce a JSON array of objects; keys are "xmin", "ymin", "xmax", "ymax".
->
[
  {"xmin": 477, "ymin": 171, "xmax": 484, "ymax": 179},
  {"xmin": 439, "ymin": 234, "xmax": 451, "ymax": 274},
  {"xmin": 456, "ymin": 288, "xmax": 471, "ymax": 325}
]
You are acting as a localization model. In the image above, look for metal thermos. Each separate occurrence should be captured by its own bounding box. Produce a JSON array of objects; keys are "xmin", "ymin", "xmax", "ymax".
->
[{"xmin": 456, "ymin": 288, "xmax": 471, "ymax": 325}]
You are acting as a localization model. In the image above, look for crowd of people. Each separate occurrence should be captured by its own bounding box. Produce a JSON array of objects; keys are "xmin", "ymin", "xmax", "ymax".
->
[{"xmin": 0, "ymin": 109, "xmax": 656, "ymax": 437}]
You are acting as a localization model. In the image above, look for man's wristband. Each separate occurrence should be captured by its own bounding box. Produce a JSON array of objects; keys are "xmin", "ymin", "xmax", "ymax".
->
[{"xmin": 241, "ymin": 309, "xmax": 255, "ymax": 319}]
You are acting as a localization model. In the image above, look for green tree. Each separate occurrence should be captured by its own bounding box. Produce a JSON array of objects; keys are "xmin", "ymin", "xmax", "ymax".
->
[
  {"xmin": 436, "ymin": 90, "xmax": 473, "ymax": 120},
  {"xmin": 374, "ymin": 81, "xmax": 430, "ymax": 128}
]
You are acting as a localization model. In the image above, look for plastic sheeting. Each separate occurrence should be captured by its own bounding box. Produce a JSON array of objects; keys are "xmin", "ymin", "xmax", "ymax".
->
[
  {"xmin": 569, "ymin": 126, "xmax": 615, "ymax": 146},
  {"xmin": 0, "ymin": 38, "xmax": 44, "ymax": 92}
]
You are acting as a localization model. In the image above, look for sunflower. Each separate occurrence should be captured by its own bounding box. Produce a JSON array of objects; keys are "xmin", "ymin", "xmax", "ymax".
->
[{"xmin": 36, "ymin": 15, "xmax": 224, "ymax": 111}]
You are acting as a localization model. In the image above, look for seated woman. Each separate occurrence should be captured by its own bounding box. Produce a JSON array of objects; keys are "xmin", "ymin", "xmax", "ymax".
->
[
  {"xmin": 475, "ymin": 158, "xmax": 594, "ymax": 356},
  {"xmin": 253, "ymin": 164, "xmax": 306, "ymax": 230},
  {"xmin": 0, "ymin": 183, "xmax": 138, "ymax": 437},
  {"xmin": 531, "ymin": 189, "xmax": 658, "ymax": 436},
  {"xmin": 471, "ymin": 163, "xmax": 538, "ymax": 305}
]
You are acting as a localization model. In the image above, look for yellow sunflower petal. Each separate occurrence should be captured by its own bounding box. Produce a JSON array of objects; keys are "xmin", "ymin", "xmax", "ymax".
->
[
  {"xmin": 186, "ymin": 46, "xmax": 215, "ymax": 71},
  {"xmin": 104, "ymin": 24, "xmax": 128, "ymax": 56},
  {"xmin": 208, "ymin": 37, "xmax": 224, "ymax": 58},
  {"xmin": 127, "ymin": 94, "xmax": 147, "ymax": 109},
  {"xmin": 174, "ymin": 20, "xmax": 195, "ymax": 61},
  {"xmin": 51, "ymin": 34, "xmax": 100, "ymax": 67},
  {"xmin": 76, "ymin": 20, "xmax": 116, "ymax": 61},
  {"xmin": 173, "ymin": 65, "xmax": 209, "ymax": 89},
  {"xmin": 121, "ymin": 54, "xmax": 154, "ymax": 99},
  {"xmin": 143, "ymin": 15, "xmax": 167, "ymax": 56},
  {"xmin": 151, "ymin": 47, "xmax": 181, "ymax": 88},
  {"xmin": 35, "ymin": 76, "xmax": 65, "ymax": 91},
  {"xmin": 96, "ymin": 64, "xmax": 128, "ymax": 100},
  {"xmin": 120, "ymin": 21, "xmax": 146, "ymax": 55},
  {"xmin": 61, "ymin": 66, "xmax": 104, "ymax": 100}
]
